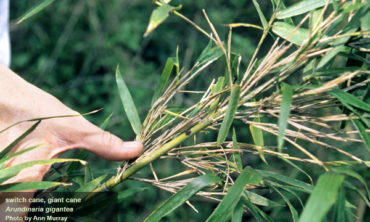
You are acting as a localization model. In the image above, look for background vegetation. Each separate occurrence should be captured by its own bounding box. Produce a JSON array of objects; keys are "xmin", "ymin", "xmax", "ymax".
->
[{"xmin": 4, "ymin": 0, "xmax": 369, "ymax": 221}]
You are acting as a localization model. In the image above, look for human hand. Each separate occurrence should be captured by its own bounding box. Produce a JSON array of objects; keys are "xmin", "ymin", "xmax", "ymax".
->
[{"xmin": 0, "ymin": 64, "xmax": 143, "ymax": 183}]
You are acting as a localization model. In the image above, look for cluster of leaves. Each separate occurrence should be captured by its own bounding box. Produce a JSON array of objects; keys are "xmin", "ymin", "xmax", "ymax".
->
[{"xmin": 3, "ymin": 0, "xmax": 370, "ymax": 221}]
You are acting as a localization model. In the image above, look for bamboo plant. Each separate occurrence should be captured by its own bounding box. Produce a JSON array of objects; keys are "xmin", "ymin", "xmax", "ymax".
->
[{"xmin": 2, "ymin": 0, "xmax": 369, "ymax": 221}]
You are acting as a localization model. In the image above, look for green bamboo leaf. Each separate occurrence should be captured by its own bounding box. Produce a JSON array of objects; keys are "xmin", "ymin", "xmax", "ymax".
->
[
  {"xmin": 330, "ymin": 88, "xmax": 370, "ymax": 113},
  {"xmin": 100, "ymin": 113, "xmax": 113, "ymax": 130},
  {"xmin": 231, "ymin": 201, "xmax": 244, "ymax": 222},
  {"xmin": 115, "ymin": 65, "xmax": 142, "ymax": 135},
  {"xmin": 317, "ymin": 45, "xmax": 347, "ymax": 69},
  {"xmin": 244, "ymin": 190, "xmax": 279, "ymax": 207},
  {"xmin": 273, "ymin": 187, "xmax": 298, "ymax": 222},
  {"xmin": 0, "ymin": 181, "xmax": 71, "ymax": 192},
  {"xmin": 252, "ymin": 0, "xmax": 268, "ymax": 29},
  {"xmin": 152, "ymin": 57, "xmax": 178, "ymax": 104},
  {"xmin": 352, "ymin": 119, "xmax": 370, "ymax": 150},
  {"xmin": 250, "ymin": 115, "xmax": 267, "ymax": 164},
  {"xmin": 333, "ymin": 167, "xmax": 369, "ymax": 199},
  {"xmin": 334, "ymin": 186, "xmax": 346, "ymax": 222},
  {"xmin": 206, "ymin": 167, "xmax": 263, "ymax": 222},
  {"xmin": 17, "ymin": 0, "xmax": 55, "ymax": 24},
  {"xmin": 257, "ymin": 170, "xmax": 313, "ymax": 193},
  {"xmin": 210, "ymin": 77, "xmax": 225, "ymax": 113},
  {"xmin": 217, "ymin": 84, "xmax": 241, "ymax": 144},
  {"xmin": 0, "ymin": 145, "xmax": 41, "ymax": 166},
  {"xmin": 272, "ymin": 22, "xmax": 310, "ymax": 45},
  {"xmin": 278, "ymin": 83, "xmax": 293, "ymax": 151},
  {"xmin": 343, "ymin": 181, "xmax": 370, "ymax": 207},
  {"xmin": 196, "ymin": 40, "xmax": 224, "ymax": 66},
  {"xmin": 76, "ymin": 175, "xmax": 107, "ymax": 193},
  {"xmin": 144, "ymin": 174, "xmax": 220, "ymax": 222},
  {"xmin": 144, "ymin": 4, "xmax": 176, "ymax": 37},
  {"xmin": 0, "ymin": 120, "xmax": 41, "ymax": 160},
  {"xmin": 241, "ymin": 193, "xmax": 274, "ymax": 222},
  {"xmin": 276, "ymin": 0, "xmax": 332, "ymax": 19},
  {"xmin": 0, "ymin": 159, "xmax": 86, "ymax": 183},
  {"xmin": 240, "ymin": 196, "xmax": 264, "ymax": 222},
  {"xmin": 278, "ymin": 156, "xmax": 313, "ymax": 185},
  {"xmin": 117, "ymin": 187, "xmax": 149, "ymax": 202},
  {"xmin": 299, "ymin": 172, "xmax": 345, "ymax": 222},
  {"xmin": 232, "ymin": 128, "xmax": 243, "ymax": 171}
]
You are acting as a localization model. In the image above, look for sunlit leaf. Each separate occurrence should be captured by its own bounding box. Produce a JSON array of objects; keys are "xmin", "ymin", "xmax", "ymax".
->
[
  {"xmin": 144, "ymin": 4, "xmax": 176, "ymax": 37},
  {"xmin": 116, "ymin": 65, "xmax": 142, "ymax": 135},
  {"xmin": 276, "ymin": 0, "xmax": 331, "ymax": 19},
  {"xmin": 17, "ymin": 0, "xmax": 55, "ymax": 24},
  {"xmin": 272, "ymin": 22, "xmax": 309, "ymax": 45}
]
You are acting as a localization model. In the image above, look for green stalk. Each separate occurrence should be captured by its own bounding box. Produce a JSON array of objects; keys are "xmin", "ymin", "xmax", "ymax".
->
[{"xmin": 86, "ymin": 117, "xmax": 213, "ymax": 200}]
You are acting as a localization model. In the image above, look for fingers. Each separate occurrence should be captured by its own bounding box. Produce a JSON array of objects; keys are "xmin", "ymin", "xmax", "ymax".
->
[
  {"xmin": 79, "ymin": 129, "xmax": 143, "ymax": 161},
  {"xmin": 56, "ymin": 117, "xmax": 143, "ymax": 161}
]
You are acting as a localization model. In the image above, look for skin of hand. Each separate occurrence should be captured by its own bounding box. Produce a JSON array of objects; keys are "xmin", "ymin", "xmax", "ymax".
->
[{"xmin": 0, "ymin": 65, "xmax": 143, "ymax": 218}]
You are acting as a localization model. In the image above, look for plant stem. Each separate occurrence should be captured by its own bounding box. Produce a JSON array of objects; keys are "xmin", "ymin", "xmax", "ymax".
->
[{"xmin": 86, "ymin": 117, "xmax": 213, "ymax": 200}]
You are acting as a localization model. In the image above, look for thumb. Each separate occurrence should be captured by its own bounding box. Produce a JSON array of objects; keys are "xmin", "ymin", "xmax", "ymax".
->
[{"xmin": 58, "ymin": 117, "xmax": 143, "ymax": 161}]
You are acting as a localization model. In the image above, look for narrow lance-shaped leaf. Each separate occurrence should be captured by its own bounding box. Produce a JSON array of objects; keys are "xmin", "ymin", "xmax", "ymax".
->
[
  {"xmin": 252, "ymin": 0, "xmax": 268, "ymax": 29},
  {"xmin": 272, "ymin": 22, "xmax": 310, "ymax": 45},
  {"xmin": 232, "ymin": 128, "xmax": 243, "ymax": 171},
  {"xmin": 231, "ymin": 201, "xmax": 244, "ymax": 222},
  {"xmin": 115, "ymin": 65, "xmax": 142, "ymax": 135},
  {"xmin": 352, "ymin": 119, "xmax": 370, "ymax": 150},
  {"xmin": 278, "ymin": 83, "xmax": 293, "ymax": 151},
  {"xmin": 334, "ymin": 186, "xmax": 346, "ymax": 222},
  {"xmin": 152, "ymin": 57, "xmax": 178, "ymax": 104},
  {"xmin": 272, "ymin": 187, "xmax": 298, "ymax": 222},
  {"xmin": 276, "ymin": 0, "xmax": 332, "ymax": 19},
  {"xmin": 0, "ymin": 181, "xmax": 71, "ymax": 192},
  {"xmin": 76, "ymin": 175, "xmax": 108, "ymax": 192},
  {"xmin": 0, "ymin": 159, "xmax": 86, "ymax": 183},
  {"xmin": 210, "ymin": 77, "xmax": 226, "ymax": 113},
  {"xmin": 299, "ymin": 172, "xmax": 344, "ymax": 222},
  {"xmin": 144, "ymin": 4, "xmax": 176, "ymax": 37},
  {"xmin": 257, "ymin": 170, "xmax": 313, "ymax": 193},
  {"xmin": 206, "ymin": 167, "xmax": 263, "ymax": 222},
  {"xmin": 17, "ymin": 0, "xmax": 55, "ymax": 24},
  {"xmin": 0, "ymin": 145, "xmax": 41, "ymax": 166},
  {"xmin": 0, "ymin": 120, "xmax": 41, "ymax": 160},
  {"xmin": 144, "ymin": 174, "xmax": 221, "ymax": 222},
  {"xmin": 196, "ymin": 40, "xmax": 224, "ymax": 66},
  {"xmin": 217, "ymin": 84, "xmax": 241, "ymax": 144},
  {"xmin": 250, "ymin": 115, "xmax": 267, "ymax": 164},
  {"xmin": 330, "ymin": 88, "xmax": 370, "ymax": 113}
]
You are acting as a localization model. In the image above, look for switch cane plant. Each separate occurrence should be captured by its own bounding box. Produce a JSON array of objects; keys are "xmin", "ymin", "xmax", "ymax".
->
[{"xmin": 2, "ymin": 0, "xmax": 370, "ymax": 221}]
